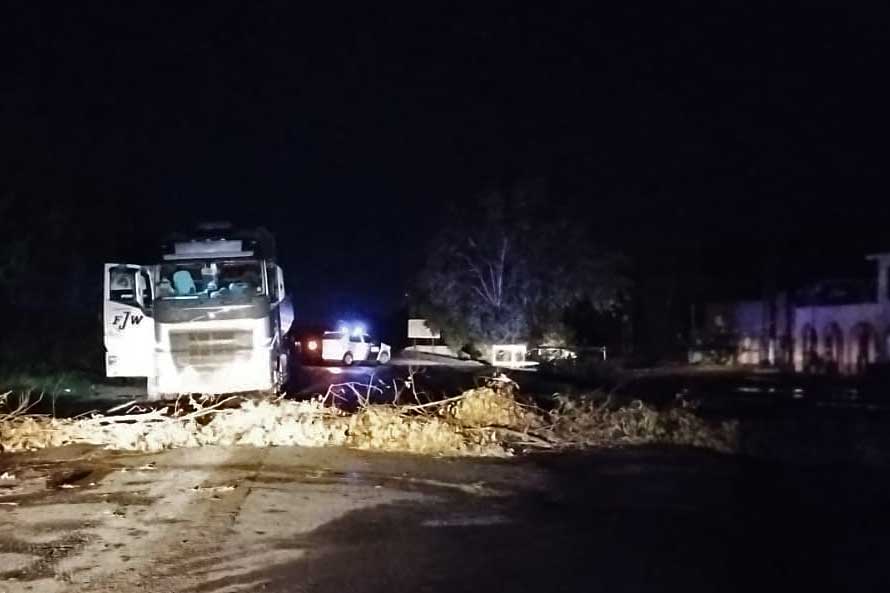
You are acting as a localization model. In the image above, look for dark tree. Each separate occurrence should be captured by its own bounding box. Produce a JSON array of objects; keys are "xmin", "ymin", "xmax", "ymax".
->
[{"xmin": 415, "ymin": 185, "xmax": 630, "ymax": 352}]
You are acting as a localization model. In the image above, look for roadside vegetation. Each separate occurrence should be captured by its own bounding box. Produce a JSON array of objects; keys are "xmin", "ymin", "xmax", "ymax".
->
[
  {"xmin": 0, "ymin": 311, "xmax": 106, "ymax": 399},
  {"xmin": 413, "ymin": 184, "xmax": 630, "ymax": 358}
]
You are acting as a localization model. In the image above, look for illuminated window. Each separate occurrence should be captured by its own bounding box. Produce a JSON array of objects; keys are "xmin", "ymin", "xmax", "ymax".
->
[{"xmin": 109, "ymin": 268, "xmax": 136, "ymax": 304}]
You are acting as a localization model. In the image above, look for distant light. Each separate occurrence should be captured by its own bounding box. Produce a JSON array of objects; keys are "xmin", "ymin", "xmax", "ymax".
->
[
  {"xmin": 307, "ymin": 340, "xmax": 318, "ymax": 351},
  {"xmin": 353, "ymin": 324, "xmax": 365, "ymax": 336},
  {"xmin": 338, "ymin": 325, "xmax": 349, "ymax": 334}
]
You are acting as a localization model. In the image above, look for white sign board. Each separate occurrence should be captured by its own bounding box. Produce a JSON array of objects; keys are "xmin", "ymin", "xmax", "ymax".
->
[{"xmin": 408, "ymin": 319, "xmax": 440, "ymax": 339}]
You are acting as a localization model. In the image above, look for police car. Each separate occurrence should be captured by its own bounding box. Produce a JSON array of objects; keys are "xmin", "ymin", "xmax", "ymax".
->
[{"xmin": 293, "ymin": 325, "xmax": 391, "ymax": 365}]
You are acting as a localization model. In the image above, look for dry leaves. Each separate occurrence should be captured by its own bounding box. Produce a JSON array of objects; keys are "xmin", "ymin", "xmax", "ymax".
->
[
  {"xmin": 0, "ymin": 381, "xmax": 737, "ymax": 457},
  {"xmin": 542, "ymin": 395, "xmax": 738, "ymax": 453}
]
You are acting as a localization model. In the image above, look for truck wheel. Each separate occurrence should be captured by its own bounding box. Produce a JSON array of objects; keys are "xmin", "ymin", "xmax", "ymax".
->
[
  {"xmin": 274, "ymin": 353, "xmax": 289, "ymax": 394},
  {"xmin": 377, "ymin": 352, "xmax": 390, "ymax": 365},
  {"xmin": 343, "ymin": 352, "xmax": 354, "ymax": 366}
]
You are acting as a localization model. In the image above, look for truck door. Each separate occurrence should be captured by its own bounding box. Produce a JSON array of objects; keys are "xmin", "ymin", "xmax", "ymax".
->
[{"xmin": 103, "ymin": 263, "xmax": 155, "ymax": 377}]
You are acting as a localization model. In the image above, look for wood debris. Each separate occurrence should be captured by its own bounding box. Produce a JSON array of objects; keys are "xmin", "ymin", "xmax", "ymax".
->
[{"xmin": 0, "ymin": 381, "xmax": 737, "ymax": 457}]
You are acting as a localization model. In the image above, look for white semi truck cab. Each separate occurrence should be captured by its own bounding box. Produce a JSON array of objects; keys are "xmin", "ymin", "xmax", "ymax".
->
[{"xmin": 103, "ymin": 226, "xmax": 292, "ymax": 400}]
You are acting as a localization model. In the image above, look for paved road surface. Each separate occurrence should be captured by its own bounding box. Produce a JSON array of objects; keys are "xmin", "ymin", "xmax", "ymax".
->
[
  {"xmin": 1, "ymin": 444, "xmax": 887, "ymax": 592},
  {"xmin": 288, "ymin": 359, "xmax": 485, "ymax": 404}
]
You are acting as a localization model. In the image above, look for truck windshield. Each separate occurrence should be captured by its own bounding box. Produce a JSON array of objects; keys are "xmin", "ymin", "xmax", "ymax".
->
[{"xmin": 157, "ymin": 259, "xmax": 264, "ymax": 301}]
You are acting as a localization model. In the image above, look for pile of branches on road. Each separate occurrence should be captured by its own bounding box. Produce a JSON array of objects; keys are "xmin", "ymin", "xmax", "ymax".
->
[
  {"xmin": 0, "ymin": 392, "xmax": 348, "ymax": 453},
  {"xmin": 541, "ymin": 394, "xmax": 738, "ymax": 453},
  {"xmin": 0, "ymin": 391, "xmax": 74, "ymax": 451},
  {"xmin": 0, "ymin": 379, "xmax": 738, "ymax": 457}
]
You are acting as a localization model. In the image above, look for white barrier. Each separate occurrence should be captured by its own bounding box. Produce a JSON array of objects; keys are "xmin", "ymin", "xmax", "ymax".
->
[{"xmin": 491, "ymin": 344, "xmax": 538, "ymax": 369}]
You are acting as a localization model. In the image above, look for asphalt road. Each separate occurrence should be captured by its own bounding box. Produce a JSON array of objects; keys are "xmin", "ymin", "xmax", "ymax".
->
[
  {"xmin": 287, "ymin": 358, "xmax": 486, "ymax": 406},
  {"xmin": 1, "ymin": 445, "xmax": 887, "ymax": 592}
]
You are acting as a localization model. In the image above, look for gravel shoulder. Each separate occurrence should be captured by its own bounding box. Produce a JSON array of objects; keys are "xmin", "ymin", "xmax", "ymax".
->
[
  {"xmin": 0, "ymin": 445, "xmax": 545, "ymax": 592},
  {"xmin": 1, "ymin": 443, "xmax": 888, "ymax": 592}
]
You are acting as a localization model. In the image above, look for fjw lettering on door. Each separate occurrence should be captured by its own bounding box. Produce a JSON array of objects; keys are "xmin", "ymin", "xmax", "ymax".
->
[{"xmin": 112, "ymin": 311, "xmax": 144, "ymax": 330}]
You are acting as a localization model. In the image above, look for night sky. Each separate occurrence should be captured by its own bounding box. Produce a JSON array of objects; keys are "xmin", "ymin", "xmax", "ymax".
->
[{"xmin": 2, "ymin": 2, "xmax": 889, "ymax": 322}]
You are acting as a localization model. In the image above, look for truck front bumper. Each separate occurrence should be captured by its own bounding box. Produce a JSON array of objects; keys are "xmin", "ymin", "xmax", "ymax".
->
[{"xmin": 149, "ymin": 346, "xmax": 274, "ymax": 399}]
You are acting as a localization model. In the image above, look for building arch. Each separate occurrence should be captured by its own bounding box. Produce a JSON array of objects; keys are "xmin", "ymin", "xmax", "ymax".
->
[
  {"xmin": 850, "ymin": 322, "xmax": 877, "ymax": 374},
  {"xmin": 822, "ymin": 322, "xmax": 844, "ymax": 373},
  {"xmin": 801, "ymin": 324, "xmax": 818, "ymax": 370},
  {"xmin": 884, "ymin": 327, "xmax": 890, "ymax": 363},
  {"xmin": 738, "ymin": 334, "xmax": 760, "ymax": 365}
]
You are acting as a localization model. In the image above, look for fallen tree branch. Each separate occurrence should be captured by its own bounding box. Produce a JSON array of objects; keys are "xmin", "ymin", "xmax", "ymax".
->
[
  {"xmin": 81, "ymin": 409, "xmax": 171, "ymax": 424},
  {"xmin": 0, "ymin": 393, "xmax": 43, "ymax": 422},
  {"xmin": 492, "ymin": 428, "xmax": 556, "ymax": 449},
  {"xmin": 401, "ymin": 392, "xmax": 476, "ymax": 411},
  {"xmin": 178, "ymin": 396, "xmax": 239, "ymax": 421}
]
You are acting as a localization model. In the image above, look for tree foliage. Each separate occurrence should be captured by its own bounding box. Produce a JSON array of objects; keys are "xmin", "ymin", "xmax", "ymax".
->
[
  {"xmin": 415, "ymin": 185, "xmax": 630, "ymax": 350},
  {"xmin": 0, "ymin": 190, "xmax": 135, "ymax": 312}
]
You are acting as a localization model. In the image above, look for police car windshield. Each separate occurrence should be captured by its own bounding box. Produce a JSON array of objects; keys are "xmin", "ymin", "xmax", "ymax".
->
[{"xmin": 157, "ymin": 259, "xmax": 264, "ymax": 301}]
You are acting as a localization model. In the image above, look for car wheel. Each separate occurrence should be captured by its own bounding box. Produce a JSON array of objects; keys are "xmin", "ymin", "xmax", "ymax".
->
[
  {"xmin": 343, "ymin": 352, "xmax": 354, "ymax": 366},
  {"xmin": 377, "ymin": 351, "xmax": 390, "ymax": 365}
]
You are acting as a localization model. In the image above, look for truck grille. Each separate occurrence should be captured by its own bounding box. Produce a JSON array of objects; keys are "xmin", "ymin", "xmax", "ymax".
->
[{"xmin": 169, "ymin": 330, "xmax": 253, "ymax": 368}]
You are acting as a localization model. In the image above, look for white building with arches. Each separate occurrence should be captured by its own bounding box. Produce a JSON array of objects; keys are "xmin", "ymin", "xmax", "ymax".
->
[
  {"xmin": 793, "ymin": 253, "xmax": 890, "ymax": 374},
  {"xmin": 705, "ymin": 253, "xmax": 890, "ymax": 374}
]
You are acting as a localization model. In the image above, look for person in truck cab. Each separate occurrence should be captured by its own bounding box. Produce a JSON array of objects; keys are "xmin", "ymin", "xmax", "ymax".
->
[{"xmin": 157, "ymin": 277, "xmax": 175, "ymax": 298}]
